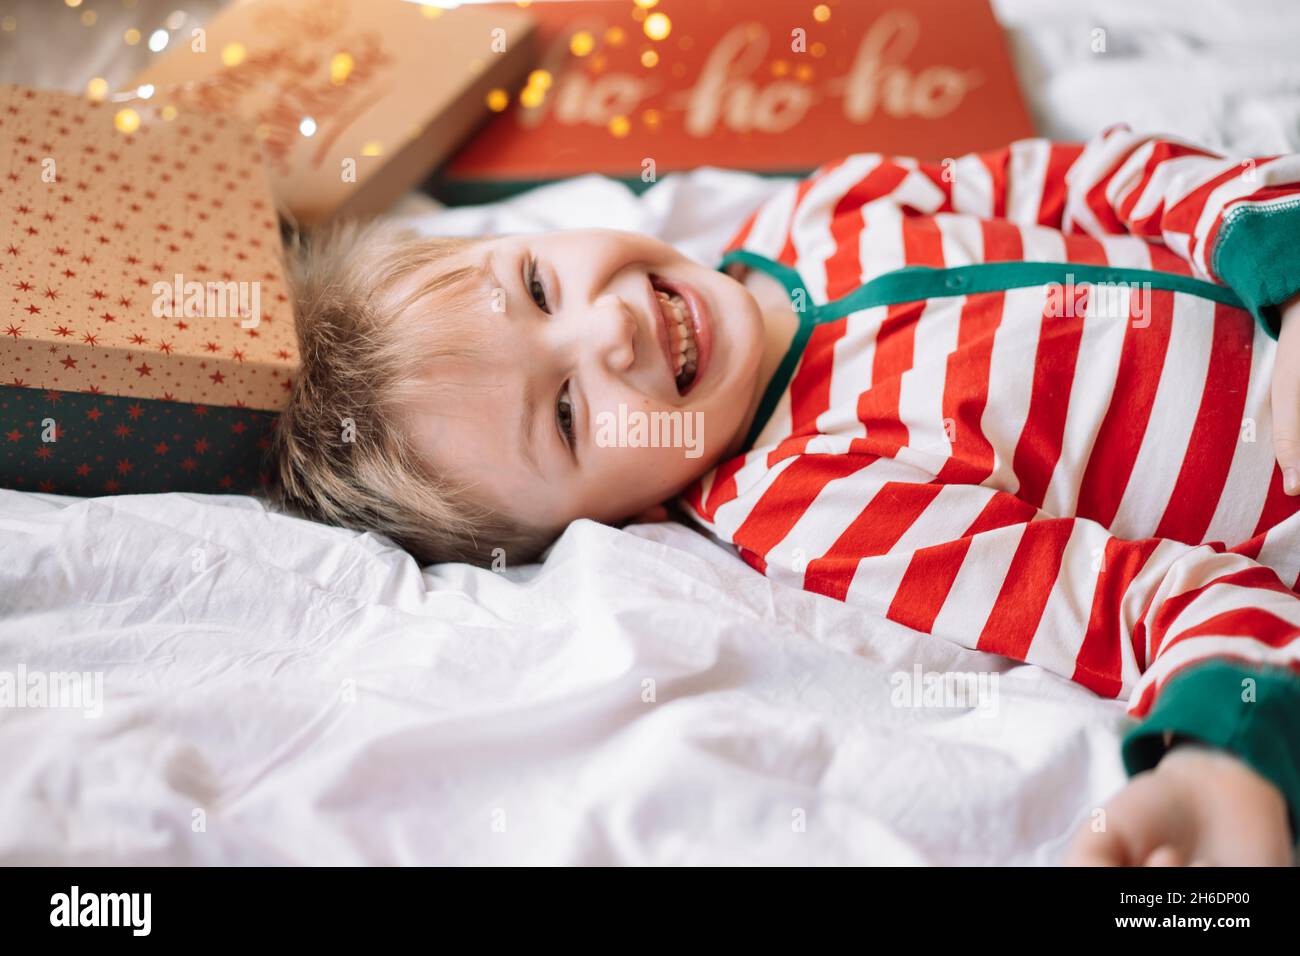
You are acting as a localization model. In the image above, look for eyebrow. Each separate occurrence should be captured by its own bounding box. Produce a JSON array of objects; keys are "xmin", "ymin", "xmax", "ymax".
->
[
  {"xmin": 484, "ymin": 247, "xmax": 544, "ymax": 478},
  {"xmin": 476, "ymin": 244, "xmax": 551, "ymax": 478},
  {"xmin": 518, "ymin": 374, "xmax": 543, "ymax": 479},
  {"xmin": 480, "ymin": 246, "xmax": 507, "ymax": 307}
]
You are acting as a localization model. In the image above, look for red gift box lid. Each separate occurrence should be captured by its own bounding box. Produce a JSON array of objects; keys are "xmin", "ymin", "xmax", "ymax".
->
[{"xmin": 439, "ymin": 0, "xmax": 1036, "ymax": 201}]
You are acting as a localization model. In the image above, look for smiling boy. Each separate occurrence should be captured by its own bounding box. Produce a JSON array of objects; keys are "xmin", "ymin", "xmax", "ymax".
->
[{"xmin": 271, "ymin": 125, "xmax": 1300, "ymax": 865}]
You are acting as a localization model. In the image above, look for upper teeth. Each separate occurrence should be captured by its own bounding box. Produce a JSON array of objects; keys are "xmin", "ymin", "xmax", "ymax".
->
[{"xmin": 656, "ymin": 288, "xmax": 698, "ymax": 379}]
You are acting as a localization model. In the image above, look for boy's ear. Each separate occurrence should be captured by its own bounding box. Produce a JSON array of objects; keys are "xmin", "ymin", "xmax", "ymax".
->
[{"xmin": 625, "ymin": 503, "xmax": 671, "ymax": 525}]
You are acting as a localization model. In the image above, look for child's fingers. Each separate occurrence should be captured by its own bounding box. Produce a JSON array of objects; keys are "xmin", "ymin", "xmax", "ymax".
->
[
  {"xmin": 1272, "ymin": 397, "xmax": 1300, "ymax": 494},
  {"xmin": 1272, "ymin": 302, "xmax": 1300, "ymax": 494},
  {"xmin": 1073, "ymin": 772, "xmax": 1195, "ymax": 866},
  {"xmin": 1142, "ymin": 845, "xmax": 1184, "ymax": 866},
  {"xmin": 1063, "ymin": 826, "xmax": 1131, "ymax": 866}
]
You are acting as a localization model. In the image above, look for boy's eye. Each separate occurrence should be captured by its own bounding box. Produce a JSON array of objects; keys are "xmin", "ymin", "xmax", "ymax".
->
[
  {"xmin": 527, "ymin": 257, "xmax": 549, "ymax": 314},
  {"xmin": 556, "ymin": 383, "xmax": 575, "ymax": 446}
]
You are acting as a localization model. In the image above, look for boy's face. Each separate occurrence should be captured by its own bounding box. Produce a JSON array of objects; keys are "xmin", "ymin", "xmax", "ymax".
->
[{"xmin": 398, "ymin": 228, "xmax": 767, "ymax": 537}]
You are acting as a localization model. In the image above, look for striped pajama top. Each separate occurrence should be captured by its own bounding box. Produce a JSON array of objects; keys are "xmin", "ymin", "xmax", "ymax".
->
[{"xmin": 680, "ymin": 125, "xmax": 1300, "ymax": 829}]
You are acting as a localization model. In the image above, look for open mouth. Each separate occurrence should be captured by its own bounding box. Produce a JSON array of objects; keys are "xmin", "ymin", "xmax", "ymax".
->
[{"xmin": 650, "ymin": 275, "xmax": 700, "ymax": 394}]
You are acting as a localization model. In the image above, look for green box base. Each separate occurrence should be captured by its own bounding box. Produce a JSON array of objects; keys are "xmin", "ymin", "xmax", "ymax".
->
[{"xmin": 0, "ymin": 385, "xmax": 278, "ymax": 496}]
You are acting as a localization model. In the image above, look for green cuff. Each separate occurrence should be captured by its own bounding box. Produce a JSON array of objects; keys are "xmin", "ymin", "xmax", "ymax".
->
[
  {"xmin": 1121, "ymin": 660, "xmax": 1300, "ymax": 841},
  {"xmin": 1211, "ymin": 197, "xmax": 1300, "ymax": 340}
]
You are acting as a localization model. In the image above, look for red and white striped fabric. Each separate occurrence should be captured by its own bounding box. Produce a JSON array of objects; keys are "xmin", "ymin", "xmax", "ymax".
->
[{"xmin": 681, "ymin": 126, "xmax": 1300, "ymax": 723}]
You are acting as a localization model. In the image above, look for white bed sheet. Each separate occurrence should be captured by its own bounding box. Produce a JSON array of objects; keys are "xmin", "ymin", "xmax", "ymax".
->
[
  {"xmin": 2, "ymin": 0, "xmax": 1299, "ymax": 865},
  {"xmin": 0, "ymin": 490, "xmax": 1131, "ymax": 864}
]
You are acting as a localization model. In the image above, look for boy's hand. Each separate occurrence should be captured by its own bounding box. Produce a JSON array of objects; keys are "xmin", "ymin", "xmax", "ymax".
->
[
  {"xmin": 1272, "ymin": 292, "xmax": 1300, "ymax": 493},
  {"xmin": 1064, "ymin": 742, "xmax": 1294, "ymax": 866}
]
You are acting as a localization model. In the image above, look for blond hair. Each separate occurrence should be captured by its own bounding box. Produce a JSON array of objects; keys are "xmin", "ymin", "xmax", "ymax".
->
[{"xmin": 264, "ymin": 218, "xmax": 558, "ymax": 567}]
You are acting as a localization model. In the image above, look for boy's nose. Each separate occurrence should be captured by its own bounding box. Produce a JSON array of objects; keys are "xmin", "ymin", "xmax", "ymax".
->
[{"xmin": 589, "ymin": 294, "xmax": 637, "ymax": 372}]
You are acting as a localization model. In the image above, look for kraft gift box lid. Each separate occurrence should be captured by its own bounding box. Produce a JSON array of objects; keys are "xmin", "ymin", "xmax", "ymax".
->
[
  {"xmin": 435, "ymin": 0, "xmax": 1036, "ymax": 205},
  {"xmin": 0, "ymin": 84, "xmax": 295, "ymax": 411},
  {"xmin": 134, "ymin": 0, "xmax": 539, "ymax": 226}
]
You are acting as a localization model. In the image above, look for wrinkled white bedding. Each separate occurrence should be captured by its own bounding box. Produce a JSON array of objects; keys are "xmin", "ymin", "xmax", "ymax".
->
[
  {"xmin": 2, "ymin": 0, "xmax": 1298, "ymax": 865},
  {"xmin": 0, "ymin": 491, "xmax": 1131, "ymax": 864}
]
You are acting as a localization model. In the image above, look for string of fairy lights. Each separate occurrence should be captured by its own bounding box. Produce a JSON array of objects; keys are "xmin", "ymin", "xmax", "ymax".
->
[{"xmin": 1, "ymin": 0, "xmax": 839, "ymax": 145}]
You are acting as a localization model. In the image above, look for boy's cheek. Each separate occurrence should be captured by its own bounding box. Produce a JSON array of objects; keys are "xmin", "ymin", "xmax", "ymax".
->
[{"xmin": 585, "ymin": 444, "xmax": 705, "ymax": 519}]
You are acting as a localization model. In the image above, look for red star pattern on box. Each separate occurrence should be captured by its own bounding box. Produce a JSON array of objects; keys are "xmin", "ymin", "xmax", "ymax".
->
[{"xmin": 0, "ymin": 85, "xmax": 297, "ymax": 408}]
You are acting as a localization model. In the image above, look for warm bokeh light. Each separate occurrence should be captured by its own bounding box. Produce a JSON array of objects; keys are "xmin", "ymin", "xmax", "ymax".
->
[
  {"xmin": 486, "ymin": 88, "xmax": 509, "ymax": 111},
  {"xmin": 85, "ymin": 77, "xmax": 108, "ymax": 101},
  {"xmin": 569, "ymin": 30, "xmax": 594, "ymax": 56},
  {"xmin": 124, "ymin": 27, "xmax": 141, "ymax": 45},
  {"xmin": 527, "ymin": 69, "xmax": 553, "ymax": 90},
  {"xmin": 114, "ymin": 109, "xmax": 141, "ymax": 134},
  {"xmin": 608, "ymin": 115, "xmax": 630, "ymax": 138},
  {"xmin": 161, "ymin": 105, "xmax": 178, "ymax": 121},
  {"xmin": 641, "ymin": 50, "xmax": 658, "ymax": 68},
  {"xmin": 221, "ymin": 42, "xmax": 246, "ymax": 67},
  {"xmin": 361, "ymin": 141, "xmax": 383, "ymax": 157},
  {"xmin": 813, "ymin": 4, "xmax": 831, "ymax": 23},
  {"xmin": 643, "ymin": 12, "xmax": 671, "ymax": 41},
  {"xmin": 330, "ymin": 52, "xmax": 353, "ymax": 85}
]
